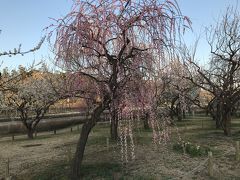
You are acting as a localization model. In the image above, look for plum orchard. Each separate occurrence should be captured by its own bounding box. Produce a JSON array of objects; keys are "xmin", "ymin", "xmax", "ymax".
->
[
  {"xmin": 0, "ymin": 66, "xmax": 75, "ymax": 139},
  {"xmin": 50, "ymin": 0, "xmax": 190, "ymax": 178}
]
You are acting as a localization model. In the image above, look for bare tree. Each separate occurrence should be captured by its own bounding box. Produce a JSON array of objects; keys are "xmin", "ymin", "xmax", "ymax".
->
[{"xmin": 183, "ymin": 8, "xmax": 240, "ymax": 135}]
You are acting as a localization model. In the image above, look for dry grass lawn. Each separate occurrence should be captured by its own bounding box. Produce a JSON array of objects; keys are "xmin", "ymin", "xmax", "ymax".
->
[{"xmin": 0, "ymin": 115, "xmax": 240, "ymax": 179}]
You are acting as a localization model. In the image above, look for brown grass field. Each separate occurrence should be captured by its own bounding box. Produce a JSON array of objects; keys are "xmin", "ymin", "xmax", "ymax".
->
[{"xmin": 0, "ymin": 115, "xmax": 240, "ymax": 179}]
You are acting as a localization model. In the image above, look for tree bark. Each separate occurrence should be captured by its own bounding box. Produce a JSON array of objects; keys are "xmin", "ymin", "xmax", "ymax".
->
[
  {"xmin": 71, "ymin": 105, "xmax": 105, "ymax": 179},
  {"xmin": 27, "ymin": 128, "xmax": 34, "ymax": 139},
  {"xmin": 71, "ymin": 121, "xmax": 94, "ymax": 179},
  {"xmin": 215, "ymin": 102, "xmax": 222, "ymax": 129},
  {"xmin": 176, "ymin": 104, "xmax": 183, "ymax": 121},
  {"xmin": 222, "ymin": 108, "xmax": 231, "ymax": 136},
  {"xmin": 143, "ymin": 112, "xmax": 150, "ymax": 130},
  {"xmin": 110, "ymin": 109, "xmax": 118, "ymax": 140},
  {"xmin": 182, "ymin": 110, "xmax": 186, "ymax": 119}
]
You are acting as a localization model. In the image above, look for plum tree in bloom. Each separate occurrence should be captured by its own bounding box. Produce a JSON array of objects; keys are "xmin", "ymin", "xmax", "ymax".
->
[
  {"xmin": 1, "ymin": 67, "xmax": 70, "ymax": 139},
  {"xmin": 51, "ymin": 0, "xmax": 190, "ymax": 178},
  {"xmin": 158, "ymin": 59, "xmax": 200, "ymax": 121}
]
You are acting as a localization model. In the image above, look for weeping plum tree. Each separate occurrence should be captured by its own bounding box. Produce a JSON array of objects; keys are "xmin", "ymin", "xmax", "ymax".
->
[{"xmin": 51, "ymin": 0, "xmax": 190, "ymax": 178}]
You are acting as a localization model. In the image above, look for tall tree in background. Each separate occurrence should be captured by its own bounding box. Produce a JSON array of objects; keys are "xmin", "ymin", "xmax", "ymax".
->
[
  {"xmin": 159, "ymin": 60, "xmax": 199, "ymax": 121},
  {"xmin": 183, "ymin": 8, "xmax": 240, "ymax": 135},
  {"xmin": 51, "ymin": 0, "xmax": 190, "ymax": 178}
]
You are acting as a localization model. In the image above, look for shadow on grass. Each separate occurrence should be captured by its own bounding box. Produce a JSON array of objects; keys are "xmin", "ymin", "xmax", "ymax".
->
[
  {"xmin": 30, "ymin": 161, "xmax": 70, "ymax": 180},
  {"xmin": 30, "ymin": 161, "xmax": 122, "ymax": 180},
  {"xmin": 81, "ymin": 163, "xmax": 122, "ymax": 180}
]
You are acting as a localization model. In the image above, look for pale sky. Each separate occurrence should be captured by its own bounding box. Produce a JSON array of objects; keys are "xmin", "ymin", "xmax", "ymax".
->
[{"xmin": 0, "ymin": 0, "xmax": 239, "ymax": 70}]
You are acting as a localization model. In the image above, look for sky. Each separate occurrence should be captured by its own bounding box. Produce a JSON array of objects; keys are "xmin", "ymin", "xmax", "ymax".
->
[{"xmin": 0, "ymin": 0, "xmax": 239, "ymax": 70}]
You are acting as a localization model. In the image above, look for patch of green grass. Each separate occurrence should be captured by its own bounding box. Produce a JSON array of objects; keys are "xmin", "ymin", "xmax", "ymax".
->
[
  {"xmin": 31, "ymin": 162, "xmax": 122, "ymax": 180},
  {"xmin": 173, "ymin": 141, "xmax": 210, "ymax": 157},
  {"xmin": 31, "ymin": 161, "xmax": 69, "ymax": 180},
  {"xmin": 120, "ymin": 175, "xmax": 156, "ymax": 180},
  {"xmin": 87, "ymin": 136, "xmax": 109, "ymax": 146},
  {"xmin": 135, "ymin": 135, "xmax": 152, "ymax": 145},
  {"xmin": 81, "ymin": 163, "xmax": 122, "ymax": 179}
]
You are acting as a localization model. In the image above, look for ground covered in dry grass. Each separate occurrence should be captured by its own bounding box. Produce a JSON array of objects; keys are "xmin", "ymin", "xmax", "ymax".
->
[{"xmin": 0, "ymin": 115, "xmax": 240, "ymax": 179}]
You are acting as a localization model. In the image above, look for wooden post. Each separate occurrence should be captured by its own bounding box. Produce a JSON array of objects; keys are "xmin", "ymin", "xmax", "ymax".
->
[
  {"xmin": 54, "ymin": 129, "xmax": 56, "ymax": 135},
  {"xmin": 208, "ymin": 151, "xmax": 213, "ymax": 177},
  {"xmin": 183, "ymin": 144, "xmax": 186, "ymax": 155},
  {"xmin": 70, "ymin": 127, "xmax": 73, "ymax": 132},
  {"xmin": 184, "ymin": 123, "xmax": 187, "ymax": 131},
  {"xmin": 34, "ymin": 131, "xmax": 37, "ymax": 138},
  {"xmin": 106, "ymin": 137, "xmax": 109, "ymax": 150},
  {"xmin": 192, "ymin": 110, "xmax": 195, "ymax": 117},
  {"xmin": 11, "ymin": 135, "xmax": 14, "ymax": 141},
  {"xmin": 67, "ymin": 148, "xmax": 72, "ymax": 163},
  {"xmin": 236, "ymin": 141, "xmax": 239, "ymax": 161},
  {"xmin": 5, "ymin": 158, "xmax": 9, "ymax": 178}
]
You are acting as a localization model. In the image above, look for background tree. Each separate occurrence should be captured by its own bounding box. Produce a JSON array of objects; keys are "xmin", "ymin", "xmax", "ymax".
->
[
  {"xmin": 51, "ymin": 0, "xmax": 190, "ymax": 178},
  {"xmin": 1, "ymin": 66, "xmax": 71, "ymax": 139},
  {"xmin": 158, "ymin": 59, "xmax": 199, "ymax": 121},
  {"xmin": 183, "ymin": 8, "xmax": 240, "ymax": 135}
]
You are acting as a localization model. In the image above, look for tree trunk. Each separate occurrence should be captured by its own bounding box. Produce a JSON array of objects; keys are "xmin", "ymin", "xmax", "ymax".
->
[
  {"xmin": 222, "ymin": 109, "xmax": 231, "ymax": 136},
  {"xmin": 71, "ymin": 121, "xmax": 94, "ymax": 179},
  {"xmin": 27, "ymin": 128, "xmax": 34, "ymax": 139},
  {"xmin": 182, "ymin": 110, "xmax": 186, "ymax": 119},
  {"xmin": 177, "ymin": 104, "xmax": 183, "ymax": 121},
  {"xmin": 110, "ymin": 109, "xmax": 118, "ymax": 140},
  {"xmin": 143, "ymin": 112, "xmax": 150, "ymax": 129},
  {"xmin": 71, "ymin": 105, "xmax": 105, "ymax": 179},
  {"xmin": 215, "ymin": 102, "xmax": 222, "ymax": 129}
]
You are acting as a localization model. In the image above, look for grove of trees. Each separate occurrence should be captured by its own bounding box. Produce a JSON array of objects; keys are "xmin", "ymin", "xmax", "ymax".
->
[{"xmin": 0, "ymin": 1, "xmax": 240, "ymax": 179}]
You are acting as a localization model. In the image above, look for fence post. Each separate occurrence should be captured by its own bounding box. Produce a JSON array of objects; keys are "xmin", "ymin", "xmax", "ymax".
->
[
  {"xmin": 208, "ymin": 151, "xmax": 213, "ymax": 177},
  {"xmin": 67, "ymin": 148, "xmax": 72, "ymax": 164},
  {"xmin": 70, "ymin": 127, "xmax": 73, "ymax": 132},
  {"xmin": 106, "ymin": 137, "xmax": 109, "ymax": 150},
  {"xmin": 54, "ymin": 129, "xmax": 56, "ymax": 135},
  {"xmin": 183, "ymin": 144, "xmax": 186, "ymax": 155},
  {"xmin": 236, "ymin": 141, "xmax": 239, "ymax": 161},
  {"xmin": 192, "ymin": 110, "xmax": 195, "ymax": 117},
  {"xmin": 5, "ymin": 158, "xmax": 10, "ymax": 178},
  {"xmin": 11, "ymin": 135, "xmax": 14, "ymax": 142}
]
